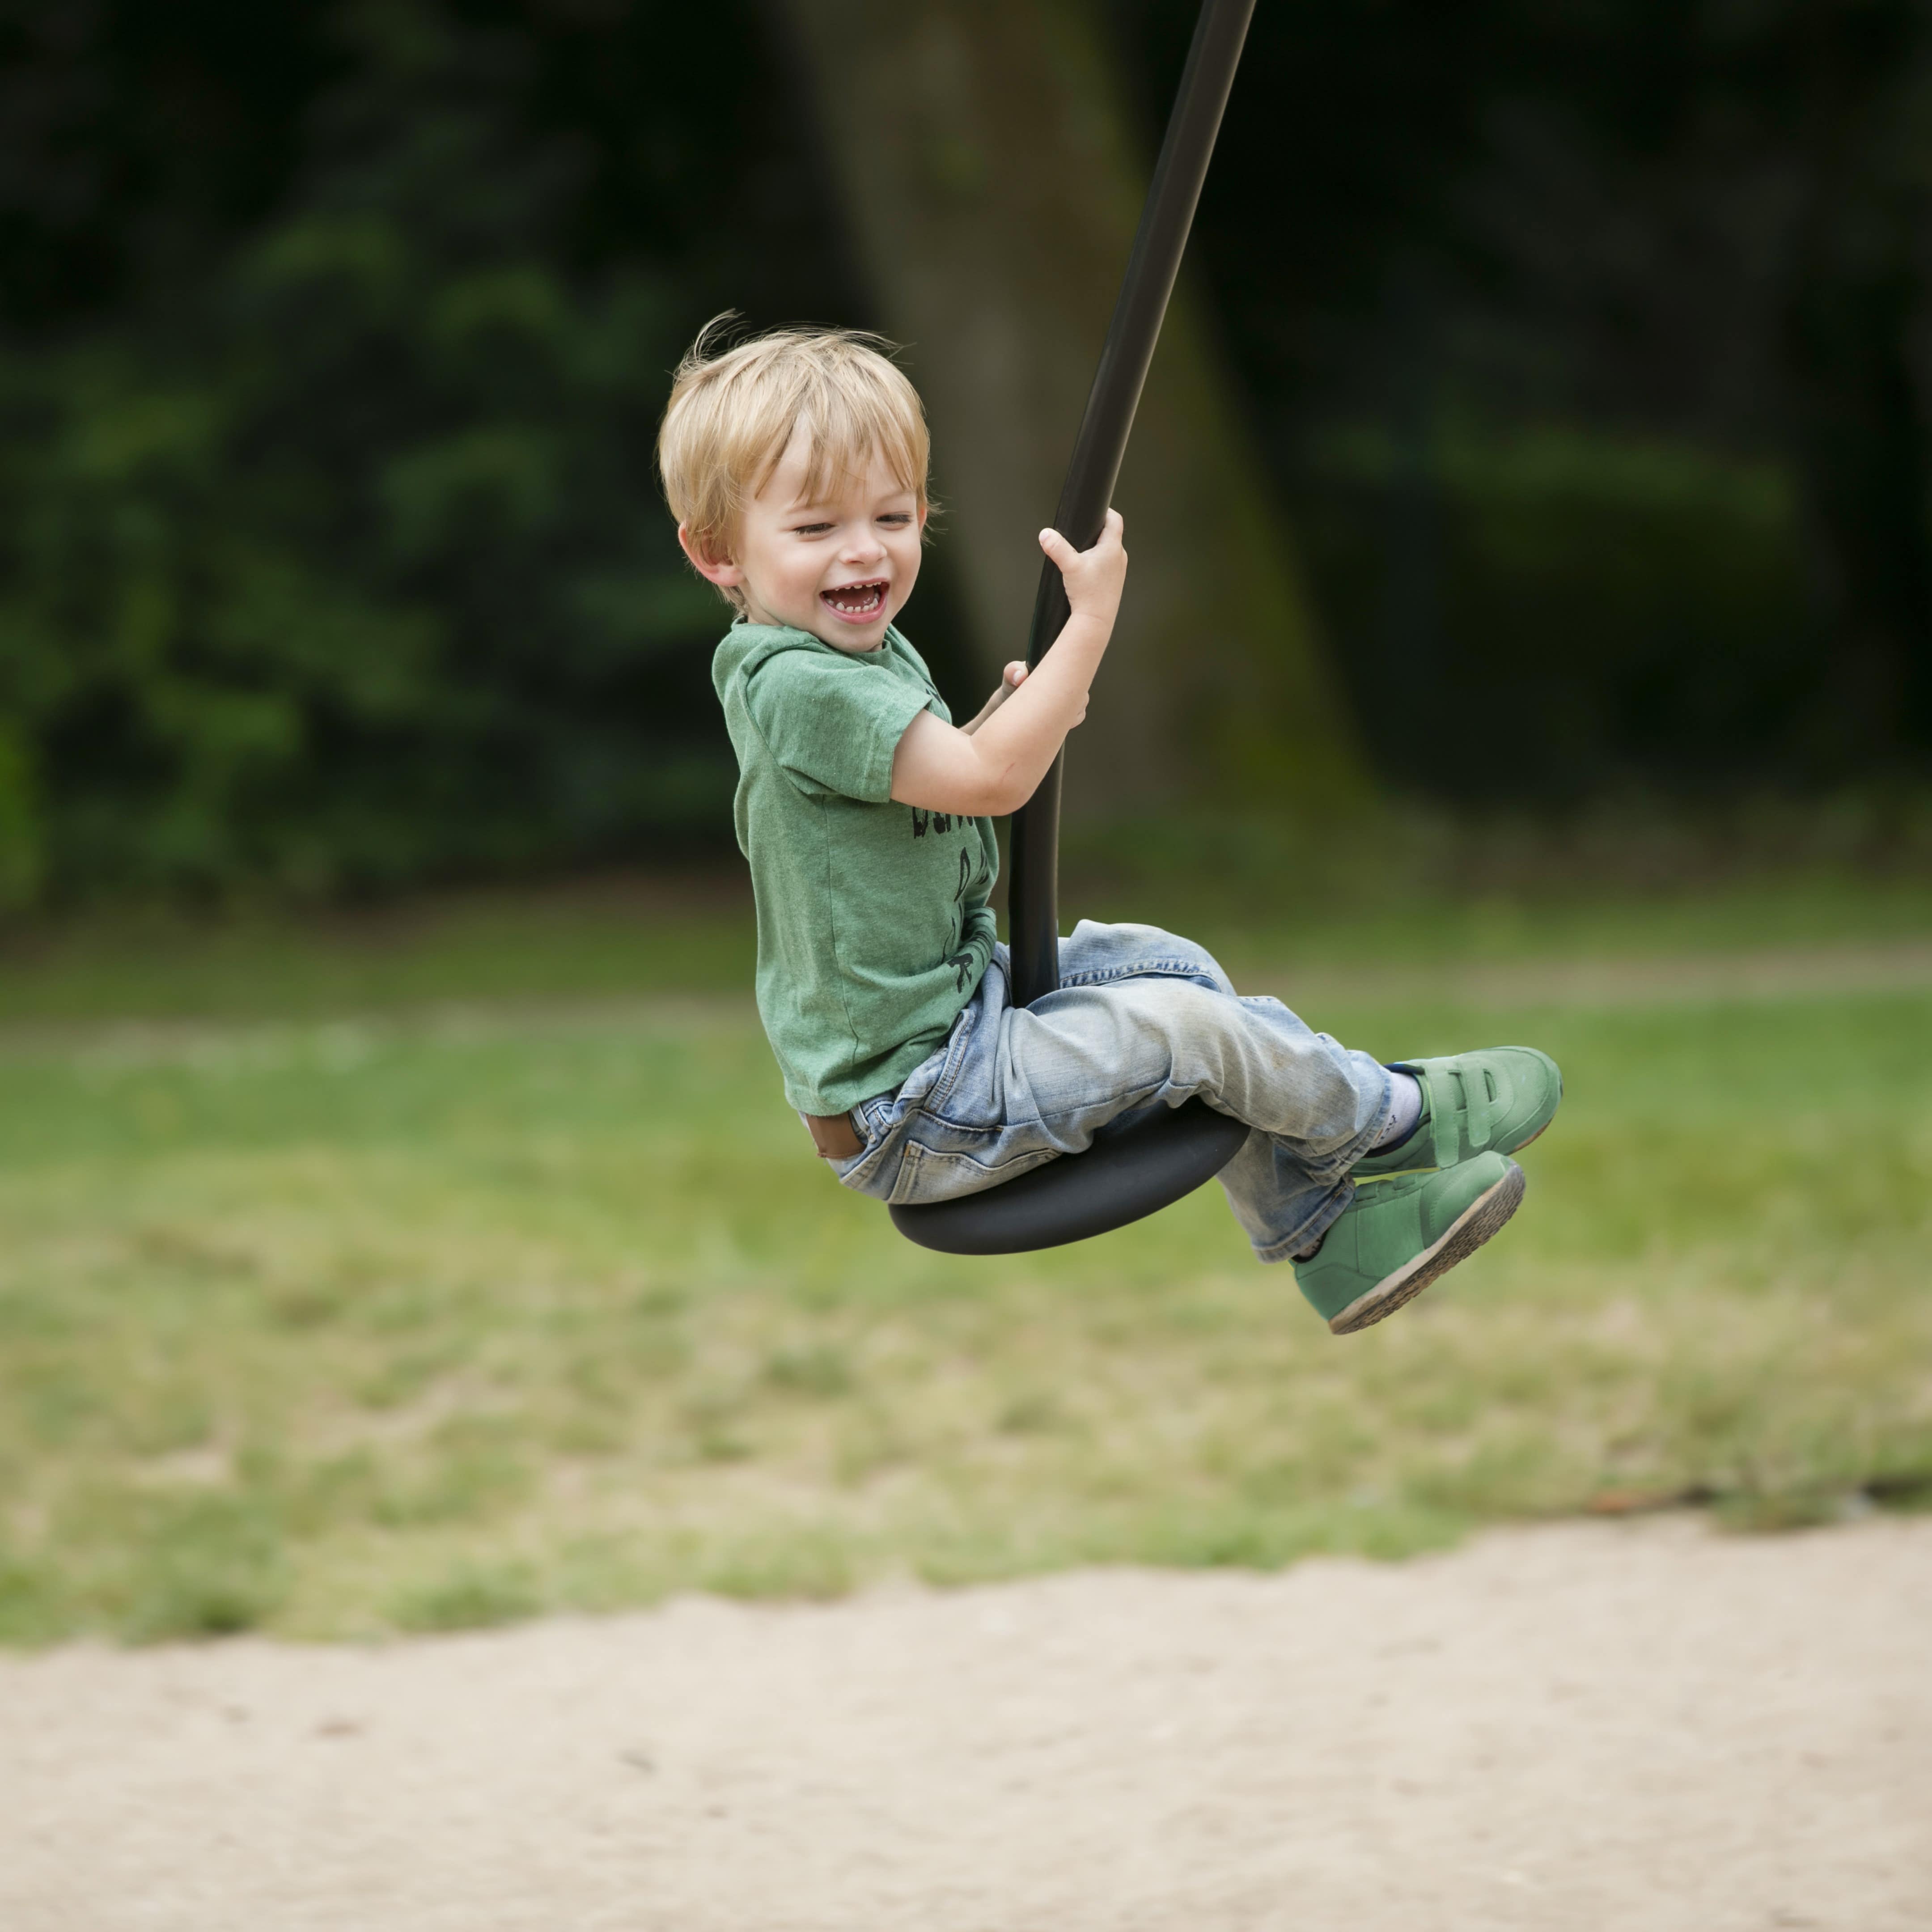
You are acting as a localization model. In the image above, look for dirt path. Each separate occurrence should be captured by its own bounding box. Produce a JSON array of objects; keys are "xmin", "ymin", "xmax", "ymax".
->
[{"xmin": 4, "ymin": 1515, "xmax": 1928, "ymax": 1931}]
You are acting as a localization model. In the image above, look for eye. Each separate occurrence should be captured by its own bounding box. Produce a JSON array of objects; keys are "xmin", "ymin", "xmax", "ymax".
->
[{"xmin": 878, "ymin": 513, "xmax": 913, "ymax": 528}]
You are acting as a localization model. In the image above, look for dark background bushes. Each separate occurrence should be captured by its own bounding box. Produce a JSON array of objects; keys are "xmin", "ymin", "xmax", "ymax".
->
[
  {"xmin": 0, "ymin": 0, "xmax": 852, "ymax": 898},
  {"xmin": 0, "ymin": 0, "xmax": 1928, "ymax": 901}
]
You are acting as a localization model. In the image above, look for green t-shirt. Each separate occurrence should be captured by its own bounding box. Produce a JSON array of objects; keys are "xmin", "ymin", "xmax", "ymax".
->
[{"xmin": 712, "ymin": 622, "xmax": 999, "ymax": 1115}]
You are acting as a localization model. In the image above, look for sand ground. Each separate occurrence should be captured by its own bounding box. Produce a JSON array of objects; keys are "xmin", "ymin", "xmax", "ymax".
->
[{"xmin": 3, "ymin": 1513, "xmax": 1928, "ymax": 1931}]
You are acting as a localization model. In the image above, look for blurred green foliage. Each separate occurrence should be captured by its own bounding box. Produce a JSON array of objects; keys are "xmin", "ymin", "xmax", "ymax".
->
[
  {"xmin": 0, "ymin": 3, "xmax": 727, "ymax": 901},
  {"xmin": 1123, "ymin": 0, "xmax": 1932, "ymax": 789},
  {"xmin": 0, "ymin": 0, "xmax": 1928, "ymax": 904},
  {"xmin": 1298, "ymin": 426, "xmax": 1815, "ymax": 795}
]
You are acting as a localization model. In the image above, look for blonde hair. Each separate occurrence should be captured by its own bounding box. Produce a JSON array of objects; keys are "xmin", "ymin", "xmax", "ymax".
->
[{"xmin": 657, "ymin": 317, "xmax": 931, "ymax": 606}]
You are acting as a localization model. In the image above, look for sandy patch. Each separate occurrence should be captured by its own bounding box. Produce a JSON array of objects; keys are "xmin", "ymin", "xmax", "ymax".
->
[{"xmin": 3, "ymin": 1514, "xmax": 1928, "ymax": 1931}]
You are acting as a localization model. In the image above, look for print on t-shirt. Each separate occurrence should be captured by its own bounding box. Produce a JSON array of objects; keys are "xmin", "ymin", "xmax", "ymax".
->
[
  {"xmin": 908, "ymin": 806, "xmax": 980, "ymax": 990},
  {"xmin": 946, "ymin": 846, "xmax": 977, "ymax": 990}
]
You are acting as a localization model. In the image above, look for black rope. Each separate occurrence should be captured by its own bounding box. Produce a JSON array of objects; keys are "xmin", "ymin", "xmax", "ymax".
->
[{"xmin": 1004, "ymin": 0, "xmax": 1258, "ymax": 1007}]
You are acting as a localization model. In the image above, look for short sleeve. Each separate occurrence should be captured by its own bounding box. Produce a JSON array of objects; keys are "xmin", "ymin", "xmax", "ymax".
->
[{"xmin": 742, "ymin": 650, "xmax": 933, "ymax": 803}]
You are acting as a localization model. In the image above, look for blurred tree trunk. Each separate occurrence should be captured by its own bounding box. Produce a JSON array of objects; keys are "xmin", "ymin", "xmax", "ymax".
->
[{"xmin": 768, "ymin": 0, "xmax": 1366, "ymax": 820}]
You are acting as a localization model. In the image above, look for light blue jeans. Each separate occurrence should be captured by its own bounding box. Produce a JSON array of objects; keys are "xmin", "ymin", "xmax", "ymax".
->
[{"xmin": 826, "ymin": 920, "xmax": 1396, "ymax": 1262}]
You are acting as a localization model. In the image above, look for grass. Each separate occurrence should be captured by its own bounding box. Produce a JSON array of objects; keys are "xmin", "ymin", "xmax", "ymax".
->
[{"xmin": 2, "ymin": 867, "xmax": 1931, "ymax": 1644}]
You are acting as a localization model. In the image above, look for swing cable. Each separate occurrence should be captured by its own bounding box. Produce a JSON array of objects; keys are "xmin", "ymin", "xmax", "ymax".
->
[{"xmin": 889, "ymin": 0, "xmax": 1258, "ymax": 1256}]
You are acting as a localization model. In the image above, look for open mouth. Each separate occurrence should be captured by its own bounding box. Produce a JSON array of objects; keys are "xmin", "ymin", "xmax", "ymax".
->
[{"xmin": 820, "ymin": 579, "xmax": 887, "ymax": 623}]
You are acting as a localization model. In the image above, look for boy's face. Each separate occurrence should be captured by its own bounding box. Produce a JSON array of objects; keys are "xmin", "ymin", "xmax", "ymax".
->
[{"xmin": 680, "ymin": 427, "xmax": 925, "ymax": 652}]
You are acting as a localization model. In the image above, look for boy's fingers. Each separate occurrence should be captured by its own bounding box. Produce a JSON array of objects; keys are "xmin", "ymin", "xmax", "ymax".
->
[
  {"xmin": 1043, "ymin": 514, "xmax": 1124, "ymax": 564},
  {"xmin": 1005, "ymin": 661, "xmax": 1029, "ymax": 686}
]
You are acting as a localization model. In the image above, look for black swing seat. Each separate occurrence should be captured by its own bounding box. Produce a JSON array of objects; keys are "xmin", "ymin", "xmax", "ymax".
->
[{"xmin": 887, "ymin": 1099, "xmax": 1251, "ymax": 1256}]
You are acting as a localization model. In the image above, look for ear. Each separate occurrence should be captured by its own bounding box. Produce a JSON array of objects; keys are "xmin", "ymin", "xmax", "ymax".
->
[{"xmin": 678, "ymin": 523, "xmax": 743, "ymax": 591}]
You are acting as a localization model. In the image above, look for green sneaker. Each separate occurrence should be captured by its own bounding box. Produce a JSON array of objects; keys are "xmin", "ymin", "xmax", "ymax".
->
[
  {"xmin": 1294, "ymin": 1152, "xmax": 1526, "ymax": 1334},
  {"xmin": 1352, "ymin": 1046, "xmax": 1563, "ymax": 1178}
]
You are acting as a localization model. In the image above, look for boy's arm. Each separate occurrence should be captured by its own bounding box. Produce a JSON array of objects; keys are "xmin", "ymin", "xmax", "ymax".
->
[
  {"xmin": 959, "ymin": 661, "xmax": 1030, "ymax": 735},
  {"xmin": 891, "ymin": 511, "xmax": 1125, "ymax": 818}
]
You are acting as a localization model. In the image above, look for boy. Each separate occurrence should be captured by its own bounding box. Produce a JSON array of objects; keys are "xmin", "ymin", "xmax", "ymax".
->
[{"xmin": 659, "ymin": 322, "xmax": 1559, "ymax": 1334}]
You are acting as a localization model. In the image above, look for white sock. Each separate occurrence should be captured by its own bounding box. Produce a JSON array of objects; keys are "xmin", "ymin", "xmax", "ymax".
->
[{"xmin": 1373, "ymin": 1070, "xmax": 1423, "ymax": 1149}]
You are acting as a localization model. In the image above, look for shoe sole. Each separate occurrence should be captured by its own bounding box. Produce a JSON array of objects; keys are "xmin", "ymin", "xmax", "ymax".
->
[{"xmin": 1328, "ymin": 1161, "xmax": 1527, "ymax": 1335}]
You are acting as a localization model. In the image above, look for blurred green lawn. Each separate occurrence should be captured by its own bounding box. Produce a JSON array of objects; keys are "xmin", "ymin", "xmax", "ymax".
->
[{"xmin": 2, "ymin": 871, "xmax": 1930, "ymax": 1644}]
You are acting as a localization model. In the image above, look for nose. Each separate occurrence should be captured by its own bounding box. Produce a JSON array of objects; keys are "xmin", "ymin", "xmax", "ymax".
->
[{"xmin": 839, "ymin": 525, "xmax": 886, "ymax": 565}]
